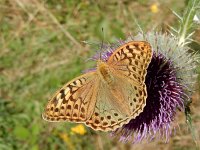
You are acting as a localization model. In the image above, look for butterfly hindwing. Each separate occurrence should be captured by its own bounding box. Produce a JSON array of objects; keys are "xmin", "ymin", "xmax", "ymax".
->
[{"xmin": 85, "ymin": 73, "xmax": 147, "ymax": 131}]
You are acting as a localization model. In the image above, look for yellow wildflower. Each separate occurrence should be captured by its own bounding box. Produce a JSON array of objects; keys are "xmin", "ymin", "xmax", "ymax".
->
[
  {"xmin": 150, "ymin": 3, "xmax": 159, "ymax": 13},
  {"xmin": 71, "ymin": 124, "xmax": 87, "ymax": 135}
]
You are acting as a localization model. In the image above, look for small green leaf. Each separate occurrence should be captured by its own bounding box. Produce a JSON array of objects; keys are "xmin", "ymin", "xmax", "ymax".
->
[
  {"xmin": 31, "ymin": 145, "xmax": 39, "ymax": 150},
  {"xmin": 31, "ymin": 125, "xmax": 40, "ymax": 136},
  {"xmin": 13, "ymin": 126, "xmax": 30, "ymax": 140}
]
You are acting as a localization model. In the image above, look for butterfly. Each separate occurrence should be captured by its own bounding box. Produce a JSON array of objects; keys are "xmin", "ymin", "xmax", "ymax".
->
[{"xmin": 42, "ymin": 41, "xmax": 152, "ymax": 132}]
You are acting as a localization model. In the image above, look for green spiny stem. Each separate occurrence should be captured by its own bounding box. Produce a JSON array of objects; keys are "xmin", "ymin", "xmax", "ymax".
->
[
  {"xmin": 185, "ymin": 104, "xmax": 200, "ymax": 148},
  {"xmin": 177, "ymin": 0, "xmax": 200, "ymax": 46}
]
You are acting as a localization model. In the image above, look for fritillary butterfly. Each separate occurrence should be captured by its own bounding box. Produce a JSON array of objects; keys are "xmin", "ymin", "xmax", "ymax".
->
[{"xmin": 42, "ymin": 41, "xmax": 152, "ymax": 131}]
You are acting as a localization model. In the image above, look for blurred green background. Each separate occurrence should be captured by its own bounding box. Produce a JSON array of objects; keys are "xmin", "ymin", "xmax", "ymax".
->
[{"xmin": 0, "ymin": 0, "xmax": 199, "ymax": 150}]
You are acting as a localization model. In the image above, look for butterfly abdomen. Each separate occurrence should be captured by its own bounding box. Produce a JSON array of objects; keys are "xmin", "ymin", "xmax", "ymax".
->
[{"xmin": 97, "ymin": 61, "xmax": 114, "ymax": 85}]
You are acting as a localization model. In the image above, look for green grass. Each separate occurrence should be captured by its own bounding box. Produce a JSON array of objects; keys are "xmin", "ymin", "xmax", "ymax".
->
[{"xmin": 0, "ymin": 0, "xmax": 199, "ymax": 150}]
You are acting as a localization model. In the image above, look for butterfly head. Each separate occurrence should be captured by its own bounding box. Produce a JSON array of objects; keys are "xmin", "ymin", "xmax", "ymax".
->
[
  {"xmin": 97, "ymin": 59, "xmax": 114, "ymax": 85},
  {"xmin": 97, "ymin": 59, "xmax": 105, "ymax": 68}
]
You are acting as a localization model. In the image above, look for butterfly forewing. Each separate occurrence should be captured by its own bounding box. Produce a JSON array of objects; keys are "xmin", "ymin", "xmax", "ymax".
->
[
  {"xmin": 108, "ymin": 41, "xmax": 152, "ymax": 85},
  {"xmin": 42, "ymin": 72, "xmax": 99, "ymax": 122}
]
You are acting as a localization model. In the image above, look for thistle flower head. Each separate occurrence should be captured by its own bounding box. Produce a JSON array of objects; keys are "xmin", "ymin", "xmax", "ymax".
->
[{"xmin": 90, "ymin": 32, "xmax": 198, "ymax": 143}]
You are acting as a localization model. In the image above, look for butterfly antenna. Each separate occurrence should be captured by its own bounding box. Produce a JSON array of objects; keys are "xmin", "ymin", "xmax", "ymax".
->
[{"xmin": 99, "ymin": 27, "xmax": 105, "ymax": 61}]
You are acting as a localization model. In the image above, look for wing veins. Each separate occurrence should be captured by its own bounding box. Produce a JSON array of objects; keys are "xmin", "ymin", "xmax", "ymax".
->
[{"xmin": 71, "ymin": 78, "xmax": 96, "ymax": 120}]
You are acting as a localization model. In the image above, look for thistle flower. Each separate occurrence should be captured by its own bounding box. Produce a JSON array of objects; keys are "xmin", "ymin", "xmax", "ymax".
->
[{"xmin": 90, "ymin": 32, "xmax": 198, "ymax": 143}]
